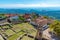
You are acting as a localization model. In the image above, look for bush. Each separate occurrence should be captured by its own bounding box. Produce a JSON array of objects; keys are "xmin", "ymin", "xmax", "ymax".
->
[{"xmin": 49, "ymin": 20, "xmax": 60, "ymax": 36}]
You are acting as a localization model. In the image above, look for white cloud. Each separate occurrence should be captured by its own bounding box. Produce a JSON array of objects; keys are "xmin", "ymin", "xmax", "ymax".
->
[{"xmin": 0, "ymin": 3, "xmax": 60, "ymax": 8}]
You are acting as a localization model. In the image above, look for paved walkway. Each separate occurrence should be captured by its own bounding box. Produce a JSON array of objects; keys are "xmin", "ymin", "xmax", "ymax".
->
[
  {"xmin": 43, "ymin": 28, "xmax": 59, "ymax": 40},
  {"xmin": 43, "ymin": 28, "xmax": 52, "ymax": 40}
]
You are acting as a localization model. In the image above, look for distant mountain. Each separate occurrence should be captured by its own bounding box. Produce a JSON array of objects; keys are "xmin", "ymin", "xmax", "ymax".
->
[{"xmin": 0, "ymin": 7, "xmax": 60, "ymax": 19}]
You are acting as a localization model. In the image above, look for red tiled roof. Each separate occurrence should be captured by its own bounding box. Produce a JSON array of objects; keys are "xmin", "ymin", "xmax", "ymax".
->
[
  {"xmin": 35, "ymin": 16, "xmax": 54, "ymax": 26},
  {"xmin": 35, "ymin": 16, "xmax": 48, "ymax": 26},
  {"xmin": 23, "ymin": 14, "xmax": 31, "ymax": 19},
  {"xmin": 5, "ymin": 14, "xmax": 18, "ymax": 17}
]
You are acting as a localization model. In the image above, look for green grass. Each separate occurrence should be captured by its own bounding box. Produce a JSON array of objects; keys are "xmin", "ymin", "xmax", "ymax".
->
[
  {"xmin": 0, "ymin": 27, "xmax": 1, "ymax": 29},
  {"xmin": 11, "ymin": 26, "xmax": 21, "ymax": 32},
  {"xmin": 0, "ymin": 23, "xmax": 37, "ymax": 40},
  {"xmin": 11, "ymin": 23, "xmax": 36, "ymax": 32},
  {"xmin": 21, "ymin": 36, "xmax": 34, "ymax": 40},
  {"xmin": 2, "ymin": 26, "xmax": 10, "ymax": 29},
  {"xmin": 8, "ymin": 23, "xmax": 36, "ymax": 40},
  {"xmin": 5, "ymin": 29, "xmax": 15, "ymax": 37},
  {"xmin": 8, "ymin": 31, "xmax": 24, "ymax": 40}
]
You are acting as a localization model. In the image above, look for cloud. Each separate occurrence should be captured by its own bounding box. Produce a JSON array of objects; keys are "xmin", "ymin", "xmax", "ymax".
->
[
  {"xmin": 0, "ymin": 3, "xmax": 60, "ymax": 8},
  {"xmin": 37, "ymin": 3, "xmax": 60, "ymax": 7}
]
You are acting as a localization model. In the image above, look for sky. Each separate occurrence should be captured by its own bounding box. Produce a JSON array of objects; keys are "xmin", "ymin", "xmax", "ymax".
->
[{"xmin": 0, "ymin": 0, "xmax": 60, "ymax": 8}]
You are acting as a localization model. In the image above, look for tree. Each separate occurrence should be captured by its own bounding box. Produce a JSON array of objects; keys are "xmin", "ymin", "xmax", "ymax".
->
[
  {"xmin": 43, "ymin": 16, "xmax": 49, "ymax": 19},
  {"xmin": 18, "ymin": 16, "xmax": 25, "ymax": 21},
  {"xmin": 31, "ymin": 12, "xmax": 39, "ymax": 21},
  {"xmin": 0, "ymin": 14, "xmax": 6, "ymax": 19},
  {"xmin": 49, "ymin": 20, "xmax": 60, "ymax": 36}
]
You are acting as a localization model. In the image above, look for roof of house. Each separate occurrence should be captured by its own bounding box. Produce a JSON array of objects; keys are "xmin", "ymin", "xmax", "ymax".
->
[
  {"xmin": 47, "ymin": 19, "xmax": 54, "ymax": 24},
  {"xmin": 23, "ymin": 14, "xmax": 31, "ymax": 19},
  {"xmin": 5, "ymin": 14, "xmax": 18, "ymax": 17},
  {"xmin": 35, "ymin": 16, "xmax": 54, "ymax": 26},
  {"xmin": 35, "ymin": 16, "xmax": 48, "ymax": 26}
]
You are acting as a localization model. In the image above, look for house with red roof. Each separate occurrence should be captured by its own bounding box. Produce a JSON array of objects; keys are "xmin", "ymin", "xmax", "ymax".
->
[
  {"xmin": 5, "ymin": 14, "xmax": 18, "ymax": 18},
  {"xmin": 23, "ymin": 14, "xmax": 31, "ymax": 19},
  {"xmin": 23, "ymin": 14, "xmax": 31, "ymax": 22},
  {"xmin": 5, "ymin": 14, "xmax": 21, "ymax": 24}
]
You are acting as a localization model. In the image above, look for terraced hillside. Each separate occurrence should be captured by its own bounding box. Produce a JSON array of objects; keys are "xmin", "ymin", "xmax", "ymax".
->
[{"xmin": 0, "ymin": 23, "xmax": 37, "ymax": 40}]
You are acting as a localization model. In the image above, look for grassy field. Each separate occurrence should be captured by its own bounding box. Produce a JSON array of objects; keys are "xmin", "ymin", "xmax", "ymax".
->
[
  {"xmin": 5, "ymin": 29, "xmax": 15, "ymax": 37},
  {"xmin": 8, "ymin": 23, "xmax": 37, "ymax": 40},
  {"xmin": 2, "ymin": 25, "xmax": 10, "ymax": 29},
  {"xmin": 21, "ymin": 36, "xmax": 34, "ymax": 40},
  {"xmin": 8, "ymin": 31, "xmax": 24, "ymax": 40},
  {"xmin": 0, "ymin": 23, "xmax": 37, "ymax": 40},
  {"xmin": 11, "ymin": 23, "xmax": 36, "ymax": 33}
]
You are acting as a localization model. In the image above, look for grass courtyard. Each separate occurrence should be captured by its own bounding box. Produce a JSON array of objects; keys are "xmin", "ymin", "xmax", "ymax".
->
[{"xmin": 0, "ymin": 23, "xmax": 37, "ymax": 40}]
